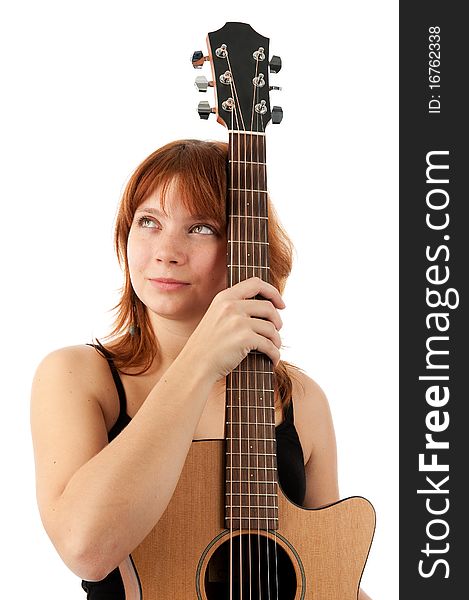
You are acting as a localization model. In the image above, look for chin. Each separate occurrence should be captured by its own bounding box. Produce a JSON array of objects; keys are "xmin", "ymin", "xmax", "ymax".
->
[{"xmin": 147, "ymin": 299, "xmax": 207, "ymax": 322}]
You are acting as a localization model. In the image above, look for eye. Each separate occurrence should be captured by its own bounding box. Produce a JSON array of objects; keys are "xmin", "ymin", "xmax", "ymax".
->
[
  {"xmin": 137, "ymin": 216, "xmax": 158, "ymax": 229},
  {"xmin": 191, "ymin": 223, "xmax": 216, "ymax": 235}
]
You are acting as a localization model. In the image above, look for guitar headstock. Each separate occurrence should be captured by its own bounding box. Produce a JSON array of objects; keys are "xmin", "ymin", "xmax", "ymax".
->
[{"xmin": 192, "ymin": 22, "xmax": 283, "ymax": 132}]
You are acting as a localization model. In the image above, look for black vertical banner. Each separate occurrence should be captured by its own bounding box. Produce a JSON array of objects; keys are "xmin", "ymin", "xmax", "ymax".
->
[{"xmin": 400, "ymin": 2, "xmax": 467, "ymax": 597}]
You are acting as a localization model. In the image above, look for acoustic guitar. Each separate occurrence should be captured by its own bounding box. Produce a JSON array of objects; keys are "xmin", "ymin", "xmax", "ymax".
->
[{"xmin": 117, "ymin": 22, "xmax": 375, "ymax": 599}]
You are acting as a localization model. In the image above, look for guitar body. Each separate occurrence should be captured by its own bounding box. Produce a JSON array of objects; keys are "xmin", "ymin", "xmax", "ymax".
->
[{"xmin": 119, "ymin": 440, "xmax": 375, "ymax": 599}]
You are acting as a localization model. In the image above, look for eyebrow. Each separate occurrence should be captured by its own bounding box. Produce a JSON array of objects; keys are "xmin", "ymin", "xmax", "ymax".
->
[{"xmin": 135, "ymin": 206, "xmax": 216, "ymax": 221}]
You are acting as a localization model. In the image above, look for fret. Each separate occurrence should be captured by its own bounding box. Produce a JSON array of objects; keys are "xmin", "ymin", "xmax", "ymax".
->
[
  {"xmin": 225, "ymin": 437, "xmax": 277, "ymax": 446},
  {"xmin": 226, "ymin": 466, "xmax": 276, "ymax": 471},
  {"xmin": 228, "ymin": 384, "xmax": 273, "ymax": 391},
  {"xmin": 227, "ymin": 240, "xmax": 270, "ymax": 245},
  {"xmin": 226, "ymin": 441, "xmax": 276, "ymax": 449},
  {"xmin": 226, "ymin": 504, "xmax": 278, "ymax": 509},
  {"xmin": 225, "ymin": 517, "xmax": 279, "ymax": 522},
  {"xmin": 229, "ymin": 188, "xmax": 268, "ymax": 193},
  {"xmin": 226, "ymin": 452, "xmax": 276, "ymax": 457},
  {"xmin": 225, "ymin": 387, "xmax": 274, "ymax": 393},
  {"xmin": 226, "ymin": 422, "xmax": 275, "ymax": 426},
  {"xmin": 226, "ymin": 480, "xmax": 277, "ymax": 485},
  {"xmin": 226, "ymin": 492, "xmax": 278, "ymax": 497},
  {"xmin": 227, "ymin": 437, "xmax": 275, "ymax": 442},
  {"xmin": 230, "ymin": 365, "xmax": 272, "ymax": 375},
  {"xmin": 228, "ymin": 130, "xmax": 266, "ymax": 136},
  {"xmin": 226, "ymin": 490, "xmax": 278, "ymax": 497},
  {"xmin": 229, "ymin": 214, "xmax": 268, "ymax": 219},
  {"xmin": 226, "ymin": 404, "xmax": 275, "ymax": 412},
  {"xmin": 226, "ymin": 442, "xmax": 275, "ymax": 448},
  {"xmin": 229, "ymin": 160, "xmax": 266, "ymax": 165},
  {"xmin": 226, "ymin": 386, "xmax": 274, "ymax": 394},
  {"xmin": 227, "ymin": 265, "xmax": 270, "ymax": 270},
  {"xmin": 225, "ymin": 407, "xmax": 274, "ymax": 412},
  {"xmin": 227, "ymin": 460, "xmax": 276, "ymax": 469}
]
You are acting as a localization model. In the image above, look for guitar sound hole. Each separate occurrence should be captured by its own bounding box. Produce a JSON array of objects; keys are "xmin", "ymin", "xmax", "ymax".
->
[{"xmin": 204, "ymin": 533, "xmax": 297, "ymax": 599}]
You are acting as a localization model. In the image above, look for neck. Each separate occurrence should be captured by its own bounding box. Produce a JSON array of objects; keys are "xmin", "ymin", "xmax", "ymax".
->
[{"xmin": 147, "ymin": 312, "xmax": 199, "ymax": 369}]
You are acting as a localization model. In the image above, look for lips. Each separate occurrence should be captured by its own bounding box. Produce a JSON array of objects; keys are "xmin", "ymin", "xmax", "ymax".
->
[
  {"xmin": 149, "ymin": 277, "xmax": 190, "ymax": 290},
  {"xmin": 151, "ymin": 278, "xmax": 189, "ymax": 284}
]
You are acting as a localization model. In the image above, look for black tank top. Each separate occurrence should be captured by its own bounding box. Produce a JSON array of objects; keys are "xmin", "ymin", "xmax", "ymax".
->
[{"xmin": 82, "ymin": 351, "xmax": 306, "ymax": 598}]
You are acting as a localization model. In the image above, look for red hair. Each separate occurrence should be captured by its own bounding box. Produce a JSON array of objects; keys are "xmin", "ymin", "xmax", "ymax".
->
[{"xmin": 99, "ymin": 139, "xmax": 303, "ymax": 409}]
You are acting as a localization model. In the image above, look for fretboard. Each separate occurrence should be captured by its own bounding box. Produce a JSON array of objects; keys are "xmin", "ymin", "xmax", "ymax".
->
[{"xmin": 225, "ymin": 131, "xmax": 278, "ymax": 531}]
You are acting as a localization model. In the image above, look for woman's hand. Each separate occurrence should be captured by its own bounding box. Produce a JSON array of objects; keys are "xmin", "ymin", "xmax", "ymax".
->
[{"xmin": 186, "ymin": 276, "xmax": 285, "ymax": 380}]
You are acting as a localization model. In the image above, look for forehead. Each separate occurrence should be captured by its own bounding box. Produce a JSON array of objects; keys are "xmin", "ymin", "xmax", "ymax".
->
[
  {"xmin": 135, "ymin": 176, "xmax": 225, "ymax": 224},
  {"xmin": 136, "ymin": 190, "xmax": 214, "ymax": 220}
]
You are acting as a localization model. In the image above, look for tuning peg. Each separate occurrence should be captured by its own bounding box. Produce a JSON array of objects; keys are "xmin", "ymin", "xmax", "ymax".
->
[
  {"xmin": 269, "ymin": 85, "xmax": 282, "ymax": 91},
  {"xmin": 269, "ymin": 55, "xmax": 282, "ymax": 73},
  {"xmin": 194, "ymin": 75, "xmax": 214, "ymax": 92},
  {"xmin": 271, "ymin": 106, "xmax": 283, "ymax": 124},
  {"xmin": 191, "ymin": 50, "xmax": 209, "ymax": 69},
  {"xmin": 197, "ymin": 100, "xmax": 215, "ymax": 119}
]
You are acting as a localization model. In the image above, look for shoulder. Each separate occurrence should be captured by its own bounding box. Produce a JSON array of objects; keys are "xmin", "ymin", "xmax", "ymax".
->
[
  {"xmin": 31, "ymin": 345, "xmax": 121, "ymax": 528},
  {"xmin": 32, "ymin": 344, "xmax": 119, "ymax": 430},
  {"xmin": 34, "ymin": 344, "xmax": 109, "ymax": 391},
  {"xmin": 286, "ymin": 364, "xmax": 331, "ymax": 418},
  {"xmin": 285, "ymin": 365, "xmax": 335, "ymax": 464}
]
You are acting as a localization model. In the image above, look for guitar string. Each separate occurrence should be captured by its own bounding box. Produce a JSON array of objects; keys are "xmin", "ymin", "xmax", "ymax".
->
[
  {"xmin": 248, "ymin": 61, "xmax": 261, "ymax": 600},
  {"xmin": 239, "ymin": 86, "xmax": 250, "ymax": 599},
  {"xmin": 247, "ymin": 56, "xmax": 275, "ymax": 599},
  {"xmin": 257, "ymin": 76, "xmax": 280, "ymax": 600},
  {"xmin": 247, "ymin": 127, "xmax": 259, "ymax": 600},
  {"xmin": 257, "ymin": 122, "xmax": 273, "ymax": 600},
  {"xmin": 227, "ymin": 53, "xmax": 246, "ymax": 600},
  {"xmin": 229, "ymin": 96, "xmax": 243, "ymax": 600},
  {"xmin": 244, "ymin": 101, "xmax": 255, "ymax": 598},
  {"xmin": 248, "ymin": 64, "xmax": 260, "ymax": 600},
  {"xmin": 251, "ymin": 57, "xmax": 277, "ymax": 600},
  {"xmin": 261, "ymin": 98, "xmax": 272, "ymax": 600},
  {"xmin": 263, "ymin": 122, "xmax": 280, "ymax": 600},
  {"xmin": 234, "ymin": 101, "xmax": 245, "ymax": 600},
  {"xmin": 260, "ymin": 126, "xmax": 279, "ymax": 600},
  {"xmin": 233, "ymin": 87, "xmax": 250, "ymax": 600},
  {"xmin": 224, "ymin": 51, "xmax": 238, "ymax": 599},
  {"xmin": 240, "ymin": 128, "xmax": 250, "ymax": 600},
  {"xmin": 252, "ymin": 132, "xmax": 262, "ymax": 600},
  {"xmin": 259, "ymin": 124, "xmax": 279, "ymax": 600},
  {"xmin": 229, "ymin": 104, "xmax": 234, "ymax": 600}
]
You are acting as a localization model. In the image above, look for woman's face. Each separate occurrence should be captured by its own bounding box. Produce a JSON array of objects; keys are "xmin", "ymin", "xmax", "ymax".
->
[{"xmin": 127, "ymin": 181, "xmax": 227, "ymax": 327}]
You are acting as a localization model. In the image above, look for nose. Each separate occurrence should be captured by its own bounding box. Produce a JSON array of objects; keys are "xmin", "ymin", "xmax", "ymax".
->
[{"xmin": 154, "ymin": 231, "xmax": 187, "ymax": 265}]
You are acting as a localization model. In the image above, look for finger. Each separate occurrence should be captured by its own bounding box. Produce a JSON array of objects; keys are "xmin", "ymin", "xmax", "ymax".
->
[
  {"xmin": 251, "ymin": 319, "xmax": 282, "ymax": 349},
  {"xmin": 242, "ymin": 299, "xmax": 283, "ymax": 330},
  {"xmin": 231, "ymin": 277, "xmax": 286, "ymax": 308},
  {"xmin": 253, "ymin": 333, "xmax": 281, "ymax": 366}
]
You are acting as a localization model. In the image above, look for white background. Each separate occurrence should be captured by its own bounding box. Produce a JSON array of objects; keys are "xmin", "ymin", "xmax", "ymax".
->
[{"xmin": 0, "ymin": 1, "xmax": 397, "ymax": 598}]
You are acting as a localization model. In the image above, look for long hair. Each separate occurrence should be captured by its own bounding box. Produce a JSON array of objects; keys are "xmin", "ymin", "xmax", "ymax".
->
[{"xmin": 100, "ymin": 139, "xmax": 303, "ymax": 410}]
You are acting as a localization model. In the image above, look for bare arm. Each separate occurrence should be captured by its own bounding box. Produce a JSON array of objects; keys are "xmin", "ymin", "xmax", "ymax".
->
[
  {"xmin": 31, "ymin": 277, "xmax": 285, "ymax": 581},
  {"xmin": 31, "ymin": 342, "xmax": 218, "ymax": 581}
]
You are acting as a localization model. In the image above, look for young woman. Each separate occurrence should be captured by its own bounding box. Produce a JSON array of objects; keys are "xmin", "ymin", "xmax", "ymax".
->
[{"xmin": 31, "ymin": 139, "xmax": 372, "ymax": 599}]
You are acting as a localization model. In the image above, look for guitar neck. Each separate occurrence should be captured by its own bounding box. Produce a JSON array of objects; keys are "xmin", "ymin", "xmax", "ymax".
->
[
  {"xmin": 225, "ymin": 130, "xmax": 278, "ymax": 531},
  {"xmin": 227, "ymin": 131, "xmax": 269, "ymax": 287}
]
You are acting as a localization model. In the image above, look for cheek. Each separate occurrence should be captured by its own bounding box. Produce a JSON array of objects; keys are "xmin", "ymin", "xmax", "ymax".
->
[
  {"xmin": 209, "ymin": 245, "xmax": 228, "ymax": 285},
  {"xmin": 127, "ymin": 232, "xmax": 150, "ymax": 277}
]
